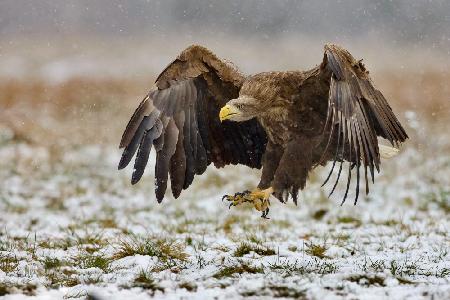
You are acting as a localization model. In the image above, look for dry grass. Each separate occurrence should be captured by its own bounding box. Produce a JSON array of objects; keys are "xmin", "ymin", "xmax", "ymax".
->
[
  {"xmin": 233, "ymin": 242, "xmax": 276, "ymax": 257},
  {"xmin": 113, "ymin": 236, "xmax": 188, "ymax": 262},
  {"xmin": 213, "ymin": 261, "xmax": 264, "ymax": 279},
  {"xmin": 0, "ymin": 77, "xmax": 151, "ymax": 146},
  {"xmin": 305, "ymin": 242, "xmax": 329, "ymax": 259}
]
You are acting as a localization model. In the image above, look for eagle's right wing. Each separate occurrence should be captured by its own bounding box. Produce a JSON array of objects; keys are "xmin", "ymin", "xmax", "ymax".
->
[
  {"xmin": 118, "ymin": 45, "xmax": 267, "ymax": 202},
  {"xmin": 320, "ymin": 44, "xmax": 408, "ymax": 204}
]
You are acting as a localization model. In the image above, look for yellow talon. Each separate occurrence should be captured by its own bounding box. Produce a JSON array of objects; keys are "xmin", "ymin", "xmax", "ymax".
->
[
  {"xmin": 222, "ymin": 190, "xmax": 251, "ymax": 208},
  {"xmin": 222, "ymin": 187, "xmax": 273, "ymax": 218}
]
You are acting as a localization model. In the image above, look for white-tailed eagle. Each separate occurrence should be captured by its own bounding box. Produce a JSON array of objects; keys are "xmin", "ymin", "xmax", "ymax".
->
[{"xmin": 118, "ymin": 44, "xmax": 408, "ymax": 218}]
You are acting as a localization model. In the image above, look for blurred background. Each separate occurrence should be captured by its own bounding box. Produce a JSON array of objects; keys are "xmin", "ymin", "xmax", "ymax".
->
[{"xmin": 0, "ymin": 0, "xmax": 449, "ymax": 171}]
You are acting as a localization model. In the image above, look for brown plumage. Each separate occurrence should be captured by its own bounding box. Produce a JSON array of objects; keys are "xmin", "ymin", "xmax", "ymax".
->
[{"xmin": 118, "ymin": 44, "xmax": 408, "ymax": 206}]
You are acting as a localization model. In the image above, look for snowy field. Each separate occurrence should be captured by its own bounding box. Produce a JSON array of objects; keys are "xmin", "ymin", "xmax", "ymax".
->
[
  {"xmin": 0, "ymin": 40, "xmax": 449, "ymax": 299},
  {"xmin": 0, "ymin": 126, "xmax": 449, "ymax": 300}
]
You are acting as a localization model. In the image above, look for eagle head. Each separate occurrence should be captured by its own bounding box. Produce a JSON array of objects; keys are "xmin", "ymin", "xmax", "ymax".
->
[{"xmin": 219, "ymin": 95, "xmax": 260, "ymax": 122}]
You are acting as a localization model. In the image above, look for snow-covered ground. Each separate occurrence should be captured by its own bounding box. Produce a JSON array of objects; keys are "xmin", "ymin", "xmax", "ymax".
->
[{"xmin": 0, "ymin": 126, "xmax": 449, "ymax": 299}]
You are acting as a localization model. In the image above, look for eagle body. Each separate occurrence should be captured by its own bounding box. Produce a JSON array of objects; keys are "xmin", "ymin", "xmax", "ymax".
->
[
  {"xmin": 118, "ymin": 44, "xmax": 408, "ymax": 207},
  {"xmin": 238, "ymin": 69, "xmax": 334, "ymax": 200},
  {"xmin": 243, "ymin": 69, "xmax": 330, "ymax": 145}
]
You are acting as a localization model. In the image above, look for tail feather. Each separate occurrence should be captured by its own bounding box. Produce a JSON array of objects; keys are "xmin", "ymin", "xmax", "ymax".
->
[{"xmin": 378, "ymin": 144, "xmax": 400, "ymax": 159}]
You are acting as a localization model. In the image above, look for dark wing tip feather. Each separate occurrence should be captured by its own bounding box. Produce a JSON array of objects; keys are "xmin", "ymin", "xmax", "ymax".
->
[
  {"xmin": 118, "ymin": 150, "xmax": 131, "ymax": 170},
  {"xmin": 131, "ymin": 119, "xmax": 163, "ymax": 185},
  {"xmin": 118, "ymin": 115, "xmax": 151, "ymax": 170},
  {"xmin": 118, "ymin": 111, "xmax": 160, "ymax": 169},
  {"xmin": 119, "ymin": 95, "xmax": 150, "ymax": 149},
  {"xmin": 131, "ymin": 132, "xmax": 151, "ymax": 185},
  {"xmin": 155, "ymin": 120, "xmax": 179, "ymax": 201}
]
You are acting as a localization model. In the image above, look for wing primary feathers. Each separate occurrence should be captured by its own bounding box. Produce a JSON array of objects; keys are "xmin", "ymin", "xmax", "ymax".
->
[
  {"xmin": 195, "ymin": 86, "xmax": 211, "ymax": 156},
  {"xmin": 340, "ymin": 119, "xmax": 353, "ymax": 205},
  {"xmin": 183, "ymin": 101, "xmax": 195, "ymax": 189},
  {"xmin": 118, "ymin": 113, "xmax": 157, "ymax": 170},
  {"xmin": 355, "ymin": 158, "xmax": 360, "ymax": 205},
  {"xmin": 131, "ymin": 119, "xmax": 163, "ymax": 184},
  {"xmin": 329, "ymin": 158, "xmax": 344, "ymax": 198},
  {"xmin": 353, "ymin": 124, "xmax": 361, "ymax": 205},
  {"xmin": 355, "ymin": 103, "xmax": 373, "ymax": 193},
  {"xmin": 341, "ymin": 162, "xmax": 352, "ymax": 206},
  {"xmin": 190, "ymin": 101, "xmax": 198, "ymax": 168},
  {"xmin": 191, "ymin": 89, "xmax": 207, "ymax": 175},
  {"xmin": 195, "ymin": 131, "xmax": 208, "ymax": 174},
  {"xmin": 188, "ymin": 80, "xmax": 199, "ymax": 165},
  {"xmin": 169, "ymin": 112, "xmax": 187, "ymax": 198},
  {"xmin": 152, "ymin": 121, "xmax": 166, "ymax": 153},
  {"xmin": 155, "ymin": 120, "xmax": 179, "ymax": 202},
  {"xmin": 194, "ymin": 85, "xmax": 210, "ymax": 173},
  {"xmin": 370, "ymin": 105, "xmax": 396, "ymax": 142},
  {"xmin": 131, "ymin": 130, "xmax": 152, "ymax": 185},
  {"xmin": 374, "ymin": 90, "xmax": 407, "ymax": 141},
  {"xmin": 328, "ymin": 114, "xmax": 347, "ymax": 197},
  {"xmin": 292, "ymin": 185, "xmax": 299, "ymax": 205},
  {"xmin": 119, "ymin": 95, "xmax": 150, "ymax": 148},
  {"xmin": 322, "ymin": 84, "xmax": 334, "ymax": 133},
  {"xmin": 356, "ymin": 101, "xmax": 377, "ymax": 184},
  {"xmin": 317, "ymin": 82, "xmax": 337, "ymax": 166},
  {"xmin": 365, "ymin": 163, "xmax": 369, "ymax": 194},
  {"xmin": 320, "ymin": 79, "xmax": 345, "ymax": 180},
  {"xmin": 322, "ymin": 113, "xmax": 341, "ymax": 187}
]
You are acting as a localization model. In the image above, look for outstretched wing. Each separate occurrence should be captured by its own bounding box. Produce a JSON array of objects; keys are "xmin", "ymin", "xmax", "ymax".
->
[
  {"xmin": 118, "ymin": 45, "xmax": 267, "ymax": 202},
  {"xmin": 320, "ymin": 44, "xmax": 408, "ymax": 204}
]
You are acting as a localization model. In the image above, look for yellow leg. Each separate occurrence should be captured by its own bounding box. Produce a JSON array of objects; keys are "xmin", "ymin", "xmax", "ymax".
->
[{"xmin": 222, "ymin": 187, "xmax": 273, "ymax": 218}]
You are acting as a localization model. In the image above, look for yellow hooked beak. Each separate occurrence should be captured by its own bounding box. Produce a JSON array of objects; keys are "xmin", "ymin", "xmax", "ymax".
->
[{"xmin": 219, "ymin": 104, "xmax": 239, "ymax": 122}]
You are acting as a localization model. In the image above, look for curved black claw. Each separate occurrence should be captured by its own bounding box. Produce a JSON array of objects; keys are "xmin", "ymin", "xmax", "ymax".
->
[
  {"xmin": 261, "ymin": 208, "xmax": 270, "ymax": 219},
  {"xmin": 222, "ymin": 190, "xmax": 252, "ymax": 204},
  {"xmin": 223, "ymin": 191, "xmax": 248, "ymax": 209}
]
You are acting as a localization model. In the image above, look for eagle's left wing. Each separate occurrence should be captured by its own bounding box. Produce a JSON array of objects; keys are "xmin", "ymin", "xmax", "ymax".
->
[{"xmin": 320, "ymin": 44, "xmax": 408, "ymax": 204}]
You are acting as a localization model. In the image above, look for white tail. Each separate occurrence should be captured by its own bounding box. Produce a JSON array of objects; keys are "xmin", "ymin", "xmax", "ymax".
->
[{"xmin": 379, "ymin": 144, "xmax": 400, "ymax": 159}]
